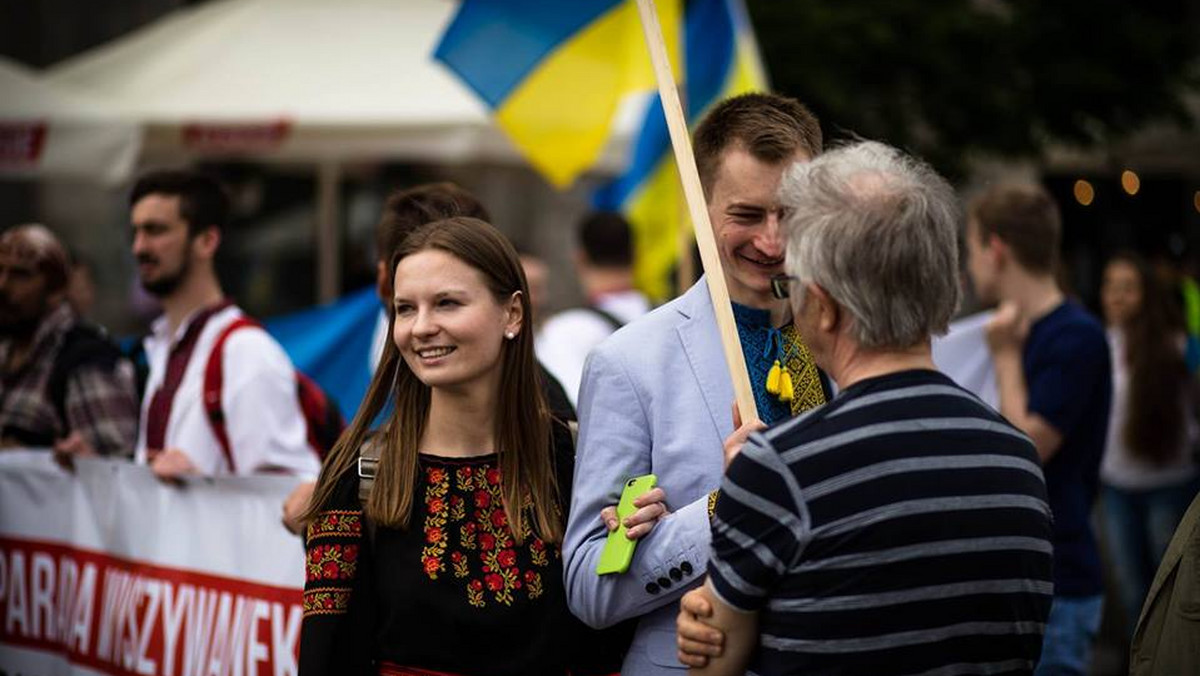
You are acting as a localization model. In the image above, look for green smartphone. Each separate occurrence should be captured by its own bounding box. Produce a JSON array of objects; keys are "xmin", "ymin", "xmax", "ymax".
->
[{"xmin": 596, "ymin": 474, "xmax": 658, "ymax": 575}]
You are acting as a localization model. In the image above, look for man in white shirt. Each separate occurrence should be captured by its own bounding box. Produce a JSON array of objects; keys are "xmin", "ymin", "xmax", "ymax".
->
[
  {"xmin": 130, "ymin": 169, "xmax": 319, "ymax": 480},
  {"xmin": 536, "ymin": 211, "xmax": 650, "ymax": 405}
]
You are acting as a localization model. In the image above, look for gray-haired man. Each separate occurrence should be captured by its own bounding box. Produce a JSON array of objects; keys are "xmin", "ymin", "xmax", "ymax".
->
[{"xmin": 677, "ymin": 142, "xmax": 1054, "ymax": 675}]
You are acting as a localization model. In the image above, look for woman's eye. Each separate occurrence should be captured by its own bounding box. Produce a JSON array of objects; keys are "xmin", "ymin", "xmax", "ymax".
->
[
  {"xmin": 394, "ymin": 304, "xmax": 414, "ymax": 315},
  {"xmin": 438, "ymin": 298, "xmax": 461, "ymax": 308}
]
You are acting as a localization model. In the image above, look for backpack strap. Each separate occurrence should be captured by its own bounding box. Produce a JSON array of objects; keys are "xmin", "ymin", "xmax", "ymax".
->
[
  {"xmin": 357, "ymin": 436, "xmax": 381, "ymax": 544},
  {"xmin": 202, "ymin": 317, "xmax": 261, "ymax": 474},
  {"xmin": 357, "ymin": 436, "xmax": 380, "ymax": 505},
  {"xmin": 48, "ymin": 323, "xmax": 122, "ymax": 428},
  {"xmin": 584, "ymin": 305, "xmax": 625, "ymax": 332}
]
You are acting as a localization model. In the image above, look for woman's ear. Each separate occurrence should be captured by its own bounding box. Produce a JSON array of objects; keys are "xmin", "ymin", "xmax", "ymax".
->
[{"xmin": 503, "ymin": 290, "xmax": 525, "ymax": 338}]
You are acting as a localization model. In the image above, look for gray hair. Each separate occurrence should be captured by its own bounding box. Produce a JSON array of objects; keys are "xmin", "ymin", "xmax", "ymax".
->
[{"xmin": 779, "ymin": 141, "xmax": 961, "ymax": 350}]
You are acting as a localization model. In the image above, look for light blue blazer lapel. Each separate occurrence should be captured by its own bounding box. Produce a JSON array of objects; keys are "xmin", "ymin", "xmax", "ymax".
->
[{"xmin": 675, "ymin": 278, "xmax": 736, "ymax": 443}]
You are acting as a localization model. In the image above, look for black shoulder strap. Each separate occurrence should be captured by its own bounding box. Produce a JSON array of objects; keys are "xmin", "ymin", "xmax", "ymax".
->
[
  {"xmin": 48, "ymin": 323, "xmax": 122, "ymax": 425},
  {"xmin": 584, "ymin": 305, "xmax": 625, "ymax": 332}
]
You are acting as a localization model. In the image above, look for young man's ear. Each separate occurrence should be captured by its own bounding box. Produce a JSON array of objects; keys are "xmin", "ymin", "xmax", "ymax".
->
[
  {"xmin": 985, "ymin": 233, "xmax": 1009, "ymax": 267},
  {"xmin": 193, "ymin": 226, "xmax": 221, "ymax": 260}
]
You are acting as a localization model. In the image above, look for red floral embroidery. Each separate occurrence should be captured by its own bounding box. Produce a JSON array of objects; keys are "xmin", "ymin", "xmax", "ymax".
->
[
  {"xmin": 306, "ymin": 510, "xmax": 362, "ymax": 542},
  {"xmin": 530, "ymin": 537, "xmax": 548, "ymax": 567},
  {"xmin": 423, "ymin": 556, "xmax": 440, "ymax": 577},
  {"xmin": 485, "ymin": 573, "xmax": 504, "ymax": 592},
  {"xmin": 306, "ymin": 544, "xmax": 358, "ymax": 582},
  {"xmin": 421, "ymin": 459, "xmax": 556, "ymax": 608},
  {"xmin": 303, "ymin": 588, "xmax": 351, "ymax": 616},
  {"xmin": 420, "ymin": 466, "xmax": 451, "ymax": 580},
  {"xmin": 451, "ymin": 551, "xmax": 469, "ymax": 578},
  {"xmin": 456, "ymin": 466, "xmax": 474, "ymax": 491},
  {"xmin": 498, "ymin": 549, "xmax": 517, "ymax": 568},
  {"xmin": 467, "ymin": 579, "xmax": 484, "ymax": 607},
  {"xmin": 474, "ymin": 489, "xmax": 491, "ymax": 509}
]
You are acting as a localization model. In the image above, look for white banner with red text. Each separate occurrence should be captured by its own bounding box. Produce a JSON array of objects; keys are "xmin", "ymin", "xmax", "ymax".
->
[{"xmin": 0, "ymin": 450, "xmax": 307, "ymax": 676}]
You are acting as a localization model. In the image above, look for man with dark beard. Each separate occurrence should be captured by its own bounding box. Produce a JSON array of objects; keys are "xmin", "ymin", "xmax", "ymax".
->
[
  {"xmin": 129, "ymin": 170, "xmax": 319, "ymax": 481},
  {"xmin": 0, "ymin": 224, "xmax": 138, "ymax": 458}
]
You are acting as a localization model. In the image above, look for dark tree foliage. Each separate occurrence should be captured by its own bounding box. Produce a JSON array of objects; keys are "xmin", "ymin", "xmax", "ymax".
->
[{"xmin": 747, "ymin": 0, "xmax": 1199, "ymax": 176}]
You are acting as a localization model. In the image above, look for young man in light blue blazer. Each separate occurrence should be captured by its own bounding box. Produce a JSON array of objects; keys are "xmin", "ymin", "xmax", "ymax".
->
[{"xmin": 562, "ymin": 93, "xmax": 829, "ymax": 674}]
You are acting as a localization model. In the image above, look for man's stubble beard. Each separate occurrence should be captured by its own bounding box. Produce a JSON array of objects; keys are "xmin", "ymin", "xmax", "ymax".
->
[{"xmin": 139, "ymin": 255, "xmax": 191, "ymax": 299}]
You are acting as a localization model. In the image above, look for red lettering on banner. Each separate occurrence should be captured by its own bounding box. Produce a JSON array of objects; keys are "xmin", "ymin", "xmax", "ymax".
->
[
  {"xmin": 0, "ymin": 536, "xmax": 302, "ymax": 676},
  {"xmin": 0, "ymin": 121, "xmax": 48, "ymax": 165},
  {"xmin": 181, "ymin": 120, "xmax": 291, "ymax": 153}
]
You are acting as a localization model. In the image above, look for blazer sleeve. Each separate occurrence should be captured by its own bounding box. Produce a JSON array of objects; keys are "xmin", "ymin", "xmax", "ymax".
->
[{"xmin": 562, "ymin": 344, "xmax": 713, "ymax": 629}]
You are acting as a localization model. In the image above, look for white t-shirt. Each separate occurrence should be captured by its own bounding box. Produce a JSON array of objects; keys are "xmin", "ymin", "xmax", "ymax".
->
[
  {"xmin": 931, "ymin": 310, "xmax": 1000, "ymax": 410},
  {"xmin": 535, "ymin": 289, "xmax": 651, "ymax": 406},
  {"xmin": 135, "ymin": 304, "xmax": 320, "ymax": 478}
]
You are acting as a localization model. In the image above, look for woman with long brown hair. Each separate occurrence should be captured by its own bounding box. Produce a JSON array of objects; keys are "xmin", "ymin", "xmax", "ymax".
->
[
  {"xmin": 296, "ymin": 217, "xmax": 615, "ymax": 675},
  {"xmin": 1099, "ymin": 251, "xmax": 1200, "ymax": 632}
]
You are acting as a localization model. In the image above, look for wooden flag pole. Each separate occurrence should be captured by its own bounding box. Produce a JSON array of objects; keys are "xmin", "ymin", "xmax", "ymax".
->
[{"xmin": 634, "ymin": 0, "xmax": 759, "ymax": 423}]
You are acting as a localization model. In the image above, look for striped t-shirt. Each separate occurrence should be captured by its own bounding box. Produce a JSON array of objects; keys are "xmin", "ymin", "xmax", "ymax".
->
[{"xmin": 708, "ymin": 369, "xmax": 1054, "ymax": 676}]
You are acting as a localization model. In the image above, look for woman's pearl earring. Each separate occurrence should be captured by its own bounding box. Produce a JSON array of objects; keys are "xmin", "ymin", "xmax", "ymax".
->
[{"xmin": 505, "ymin": 331, "xmax": 516, "ymax": 340}]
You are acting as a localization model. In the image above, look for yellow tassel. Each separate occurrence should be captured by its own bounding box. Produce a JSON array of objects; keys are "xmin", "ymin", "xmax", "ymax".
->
[
  {"xmin": 779, "ymin": 367, "xmax": 794, "ymax": 402},
  {"xmin": 766, "ymin": 360, "xmax": 782, "ymax": 394}
]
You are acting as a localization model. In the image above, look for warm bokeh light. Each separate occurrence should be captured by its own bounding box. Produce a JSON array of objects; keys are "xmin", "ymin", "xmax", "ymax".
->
[
  {"xmin": 1194, "ymin": 190, "xmax": 1200, "ymax": 214},
  {"xmin": 1074, "ymin": 179, "xmax": 1095, "ymax": 206},
  {"xmin": 1121, "ymin": 169, "xmax": 1140, "ymax": 195}
]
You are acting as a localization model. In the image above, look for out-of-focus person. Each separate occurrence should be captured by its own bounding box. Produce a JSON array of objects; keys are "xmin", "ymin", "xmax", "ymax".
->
[
  {"xmin": 130, "ymin": 169, "xmax": 319, "ymax": 480},
  {"xmin": 297, "ymin": 216, "xmax": 622, "ymax": 676},
  {"xmin": 676, "ymin": 142, "xmax": 1053, "ymax": 676},
  {"xmin": 0, "ymin": 224, "xmax": 138, "ymax": 459},
  {"xmin": 66, "ymin": 253, "xmax": 97, "ymax": 318},
  {"xmin": 1098, "ymin": 251, "xmax": 1200, "ymax": 633},
  {"xmin": 968, "ymin": 183, "xmax": 1111, "ymax": 676},
  {"xmin": 536, "ymin": 210, "xmax": 650, "ymax": 405}
]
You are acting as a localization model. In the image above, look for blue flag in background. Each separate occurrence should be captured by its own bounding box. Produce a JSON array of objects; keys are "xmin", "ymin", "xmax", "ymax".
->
[
  {"xmin": 435, "ymin": 0, "xmax": 680, "ymax": 188},
  {"xmin": 595, "ymin": 0, "xmax": 767, "ymax": 299},
  {"xmin": 264, "ymin": 286, "xmax": 380, "ymax": 419}
]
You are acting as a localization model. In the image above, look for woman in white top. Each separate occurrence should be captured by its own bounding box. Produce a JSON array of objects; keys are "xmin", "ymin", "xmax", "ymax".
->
[{"xmin": 1099, "ymin": 252, "xmax": 1200, "ymax": 632}]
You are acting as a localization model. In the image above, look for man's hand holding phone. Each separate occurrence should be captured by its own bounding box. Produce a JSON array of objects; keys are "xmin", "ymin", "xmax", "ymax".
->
[{"xmin": 596, "ymin": 475, "xmax": 666, "ymax": 575}]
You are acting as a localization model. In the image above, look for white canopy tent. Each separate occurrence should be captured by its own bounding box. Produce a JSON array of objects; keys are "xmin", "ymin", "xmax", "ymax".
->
[
  {"xmin": 45, "ymin": 0, "xmax": 643, "ymax": 300},
  {"xmin": 0, "ymin": 57, "xmax": 141, "ymax": 185},
  {"xmin": 47, "ymin": 0, "xmax": 520, "ymax": 164}
]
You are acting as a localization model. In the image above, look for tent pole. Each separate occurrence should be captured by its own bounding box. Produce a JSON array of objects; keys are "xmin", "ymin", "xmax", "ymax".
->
[{"xmin": 315, "ymin": 161, "xmax": 342, "ymax": 304}]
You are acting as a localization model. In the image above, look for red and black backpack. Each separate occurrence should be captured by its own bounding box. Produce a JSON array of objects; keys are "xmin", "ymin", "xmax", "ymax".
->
[{"xmin": 203, "ymin": 317, "xmax": 345, "ymax": 471}]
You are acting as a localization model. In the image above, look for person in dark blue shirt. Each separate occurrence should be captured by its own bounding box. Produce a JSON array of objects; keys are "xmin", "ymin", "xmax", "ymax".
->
[{"xmin": 967, "ymin": 182, "xmax": 1112, "ymax": 676}]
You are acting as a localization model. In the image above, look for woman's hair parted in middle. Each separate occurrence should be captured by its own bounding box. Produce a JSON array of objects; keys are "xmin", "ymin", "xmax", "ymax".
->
[{"xmin": 304, "ymin": 216, "xmax": 560, "ymax": 544}]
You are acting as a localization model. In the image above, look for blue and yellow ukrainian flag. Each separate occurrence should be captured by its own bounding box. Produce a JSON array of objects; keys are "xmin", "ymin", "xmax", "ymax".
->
[
  {"xmin": 595, "ymin": 0, "xmax": 767, "ymax": 299},
  {"xmin": 435, "ymin": 0, "xmax": 681, "ymax": 189}
]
